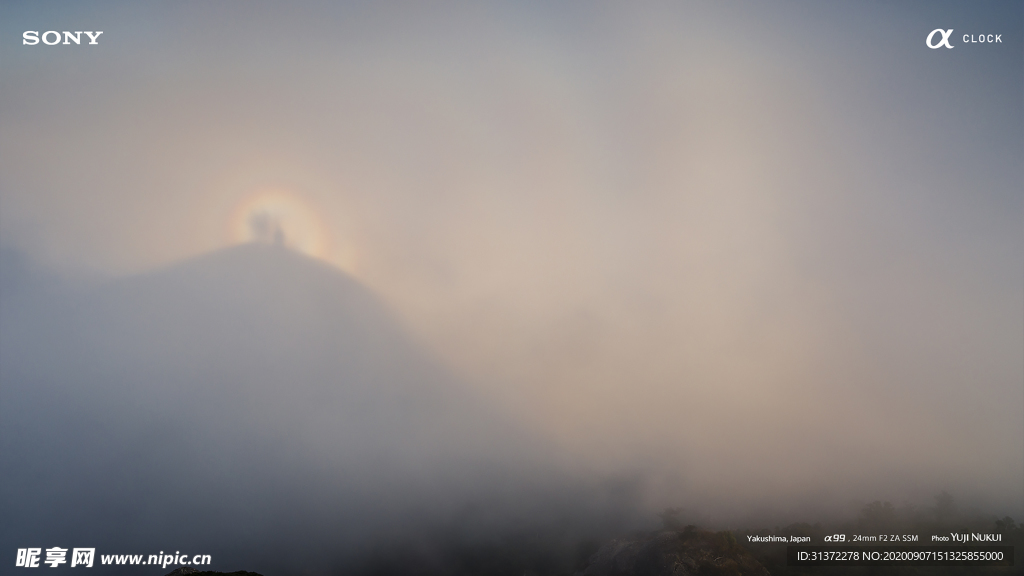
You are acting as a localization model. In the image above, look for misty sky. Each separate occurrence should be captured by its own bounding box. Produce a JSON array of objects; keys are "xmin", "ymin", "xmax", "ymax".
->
[{"xmin": 1, "ymin": 0, "xmax": 1022, "ymax": 520}]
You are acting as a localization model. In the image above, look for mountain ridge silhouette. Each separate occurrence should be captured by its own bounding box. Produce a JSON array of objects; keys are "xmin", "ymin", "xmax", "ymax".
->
[{"xmin": 1, "ymin": 243, "xmax": 565, "ymax": 573}]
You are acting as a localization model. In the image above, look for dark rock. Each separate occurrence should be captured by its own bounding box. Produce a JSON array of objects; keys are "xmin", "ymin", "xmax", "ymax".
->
[
  {"xmin": 579, "ymin": 527, "xmax": 770, "ymax": 576},
  {"xmin": 163, "ymin": 570, "xmax": 263, "ymax": 576}
]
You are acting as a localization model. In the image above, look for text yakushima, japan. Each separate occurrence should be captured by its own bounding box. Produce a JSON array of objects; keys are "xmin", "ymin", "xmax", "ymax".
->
[{"xmin": 23, "ymin": 31, "xmax": 103, "ymax": 45}]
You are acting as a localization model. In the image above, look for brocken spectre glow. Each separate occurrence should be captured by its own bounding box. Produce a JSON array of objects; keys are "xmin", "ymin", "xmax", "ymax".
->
[{"xmin": 229, "ymin": 190, "xmax": 331, "ymax": 259}]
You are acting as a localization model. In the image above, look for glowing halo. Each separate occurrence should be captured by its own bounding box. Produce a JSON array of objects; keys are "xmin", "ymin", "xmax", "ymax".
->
[{"xmin": 228, "ymin": 190, "xmax": 331, "ymax": 259}]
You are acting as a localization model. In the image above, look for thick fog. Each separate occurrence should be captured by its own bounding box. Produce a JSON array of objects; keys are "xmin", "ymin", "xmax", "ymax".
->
[{"xmin": 1, "ymin": 1, "xmax": 1022, "ymax": 574}]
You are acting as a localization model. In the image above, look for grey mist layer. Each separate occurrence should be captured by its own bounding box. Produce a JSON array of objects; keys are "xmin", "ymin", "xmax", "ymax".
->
[{"xmin": 0, "ymin": 1, "xmax": 1021, "ymax": 573}]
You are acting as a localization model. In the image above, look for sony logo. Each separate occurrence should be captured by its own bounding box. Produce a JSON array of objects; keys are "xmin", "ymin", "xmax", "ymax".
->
[{"xmin": 23, "ymin": 31, "xmax": 103, "ymax": 45}]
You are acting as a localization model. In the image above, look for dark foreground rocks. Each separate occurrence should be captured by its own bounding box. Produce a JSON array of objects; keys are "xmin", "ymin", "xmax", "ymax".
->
[
  {"xmin": 156, "ymin": 527, "xmax": 770, "ymax": 576},
  {"xmin": 579, "ymin": 527, "xmax": 770, "ymax": 576},
  {"xmin": 164, "ymin": 569, "xmax": 263, "ymax": 576}
]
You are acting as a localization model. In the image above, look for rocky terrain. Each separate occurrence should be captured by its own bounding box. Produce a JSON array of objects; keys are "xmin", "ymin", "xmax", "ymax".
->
[
  {"xmin": 579, "ymin": 527, "xmax": 770, "ymax": 576},
  {"xmin": 164, "ymin": 569, "xmax": 263, "ymax": 576}
]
